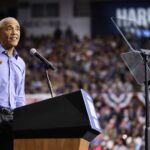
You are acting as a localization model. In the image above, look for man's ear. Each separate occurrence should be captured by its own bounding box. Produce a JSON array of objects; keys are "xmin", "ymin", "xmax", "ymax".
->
[
  {"xmin": 0, "ymin": 34, "xmax": 1, "ymax": 42},
  {"xmin": 0, "ymin": 21, "xmax": 3, "ymax": 43},
  {"xmin": 0, "ymin": 31, "xmax": 1, "ymax": 42}
]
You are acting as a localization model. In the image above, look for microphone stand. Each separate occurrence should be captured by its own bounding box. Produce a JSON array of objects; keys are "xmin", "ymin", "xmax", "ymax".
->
[
  {"xmin": 44, "ymin": 65, "xmax": 54, "ymax": 98},
  {"xmin": 141, "ymin": 50, "xmax": 150, "ymax": 150}
]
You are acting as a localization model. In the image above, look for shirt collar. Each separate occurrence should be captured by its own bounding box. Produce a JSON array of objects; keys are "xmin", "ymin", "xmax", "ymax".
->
[{"xmin": 0, "ymin": 44, "xmax": 19, "ymax": 59}]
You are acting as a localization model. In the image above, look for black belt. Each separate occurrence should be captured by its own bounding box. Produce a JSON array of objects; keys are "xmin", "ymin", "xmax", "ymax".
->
[{"xmin": 0, "ymin": 106, "xmax": 13, "ymax": 115}]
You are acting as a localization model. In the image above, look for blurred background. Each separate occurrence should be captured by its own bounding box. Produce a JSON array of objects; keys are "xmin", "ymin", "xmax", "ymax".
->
[{"xmin": 1, "ymin": 0, "xmax": 150, "ymax": 149}]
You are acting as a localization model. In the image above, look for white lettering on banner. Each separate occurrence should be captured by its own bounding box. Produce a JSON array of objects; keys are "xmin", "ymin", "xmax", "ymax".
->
[
  {"xmin": 116, "ymin": 8, "xmax": 150, "ymax": 28},
  {"xmin": 148, "ymin": 9, "xmax": 150, "ymax": 24},
  {"xmin": 128, "ymin": 8, "xmax": 137, "ymax": 22},
  {"xmin": 137, "ymin": 8, "xmax": 147, "ymax": 27},
  {"xmin": 116, "ymin": 9, "xmax": 127, "ymax": 27}
]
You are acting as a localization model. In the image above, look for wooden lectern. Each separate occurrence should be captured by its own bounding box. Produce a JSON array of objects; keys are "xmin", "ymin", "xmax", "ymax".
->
[{"xmin": 13, "ymin": 89, "xmax": 101, "ymax": 150}]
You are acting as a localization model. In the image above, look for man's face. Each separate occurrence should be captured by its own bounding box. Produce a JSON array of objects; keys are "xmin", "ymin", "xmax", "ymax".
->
[{"xmin": 0, "ymin": 18, "xmax": 20, "ymax": 50}]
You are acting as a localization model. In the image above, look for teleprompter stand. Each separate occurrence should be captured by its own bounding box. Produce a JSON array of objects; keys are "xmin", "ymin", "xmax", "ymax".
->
[
  {"xmin": 142, "ymin": 50, "xmax": 150, "ymax": 150},
  {"xmin": 121, "ymin": 49, "xmax": 150, "ymax": 150}
]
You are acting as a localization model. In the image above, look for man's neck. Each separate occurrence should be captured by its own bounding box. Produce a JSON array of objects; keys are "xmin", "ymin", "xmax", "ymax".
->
[{"xmin": 7, "ymin": 48, "xmax": 14, "ymax": 57}]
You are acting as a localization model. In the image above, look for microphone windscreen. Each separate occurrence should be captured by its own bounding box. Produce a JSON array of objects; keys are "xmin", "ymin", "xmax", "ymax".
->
[{"xmin": 30, "ymin": 48, "xmax": 37, "ymax": 56}]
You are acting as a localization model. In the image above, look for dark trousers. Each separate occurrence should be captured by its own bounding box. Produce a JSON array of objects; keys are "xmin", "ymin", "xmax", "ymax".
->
[{"xmin": 0, "ymin": 108, "xmax": 13, "ymax": 150}]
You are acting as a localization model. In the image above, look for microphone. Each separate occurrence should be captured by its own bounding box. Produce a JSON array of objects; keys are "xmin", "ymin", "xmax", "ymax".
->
[{"xmin": 30, "ymin": 48, "xmax": 56, "ymax": 71}]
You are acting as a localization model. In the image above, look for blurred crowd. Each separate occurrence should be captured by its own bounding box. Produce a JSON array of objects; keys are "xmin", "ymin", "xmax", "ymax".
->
[{"xmin": 18, "ymin": 27, "xmax": 145, "ymax": 149}]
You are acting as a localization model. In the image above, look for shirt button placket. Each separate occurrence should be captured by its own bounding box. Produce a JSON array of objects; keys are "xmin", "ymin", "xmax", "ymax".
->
[{"xmin": 8, "ymin": 58, "xmax": 12, "ymax": 108}]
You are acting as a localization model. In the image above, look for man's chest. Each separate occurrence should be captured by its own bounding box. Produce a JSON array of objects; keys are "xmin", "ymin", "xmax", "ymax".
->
[{"xmin": 0, "ymin": 56, "xmax": 23, "ymax": 84}]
